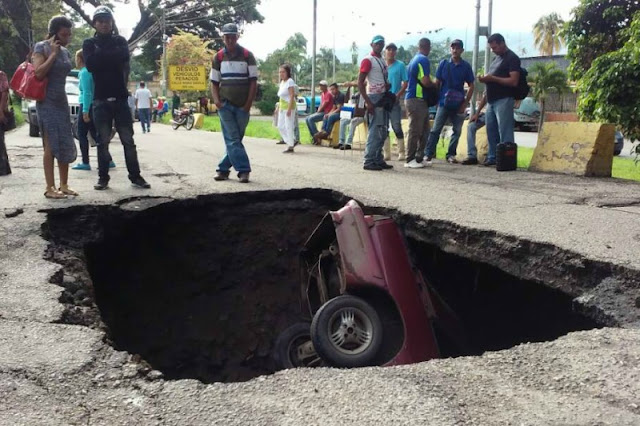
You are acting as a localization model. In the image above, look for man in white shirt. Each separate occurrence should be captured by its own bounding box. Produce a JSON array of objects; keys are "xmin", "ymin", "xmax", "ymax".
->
[{"xmin": 134, "ymin": 82, "xmax": 152, "ymax": 134}]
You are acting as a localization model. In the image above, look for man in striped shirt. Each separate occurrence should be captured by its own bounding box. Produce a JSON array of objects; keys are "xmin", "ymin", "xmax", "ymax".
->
[{"xmin": 210, "ymin": 23, "xmax": 258, "ymax": 183}]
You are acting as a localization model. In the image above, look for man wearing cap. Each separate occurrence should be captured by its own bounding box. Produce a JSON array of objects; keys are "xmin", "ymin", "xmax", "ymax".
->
[
  {"xmin": 404, "ymin": 38, "xmax": 435, "ymax": 169},
  {"xmin": 476, "ymin": 33, "xmax": 520, "ymax": 166},
  {"xmin": 359, "ymin": 35, "xmax": 393, "ymax": 171},
  {"xmin": 425, "ymin": 39, "xmax": 475, "ymax": 164},
  {"xmin": 305, "ymin": 80, "xmax": 333, "ymax": 143},
  {"xmin": 210, "ymin": 23, "xmax": 258, "ymax": 183},
  {"xmin": 83, "ymin": 5, "xmax": 150, "ymax": 190},
  {"xmin": 383, "ymin": 43, "xmax": 408, "ymax": 161}
]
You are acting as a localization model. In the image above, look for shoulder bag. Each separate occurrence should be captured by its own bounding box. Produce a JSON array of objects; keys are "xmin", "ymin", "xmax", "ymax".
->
[{"xmin": 443, "ymin": 62, "xmax": 465, "ymax": 111}]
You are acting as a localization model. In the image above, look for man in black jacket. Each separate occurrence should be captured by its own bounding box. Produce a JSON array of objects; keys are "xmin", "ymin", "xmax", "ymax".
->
[{"xmin": 83, "ymin": 6, "xmax": 150, "ymax": 190}]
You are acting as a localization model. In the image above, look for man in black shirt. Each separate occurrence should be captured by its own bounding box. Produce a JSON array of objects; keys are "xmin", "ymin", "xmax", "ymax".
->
[
  {"xmin": 83, "ymin": 6, "xmax": 150, "ymax": 190},
  {"xmin": 475, "ymin": 33, "xmax": 520, "ymax": 166}
]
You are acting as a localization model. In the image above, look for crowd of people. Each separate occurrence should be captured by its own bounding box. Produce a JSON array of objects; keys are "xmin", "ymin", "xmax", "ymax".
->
[{"xmin": 1, "ymin": 7, "xmax": 521, "ymax": 192}]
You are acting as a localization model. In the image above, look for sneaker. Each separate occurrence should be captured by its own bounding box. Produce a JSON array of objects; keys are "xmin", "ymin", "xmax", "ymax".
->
[
  {"xmin": 214, "ymin": 171, "xmax": 230, "ymax": 181},
  {"xmin": 131, "ymin": 175, "xmax": 151, "ymax": 189},
  {"xmin": 94, "ymin": 179, "xmax": 109, "ymax": 190},
  {"xmin": 363, "ymin": 164, "xmax": 383, "ymax": 171},
  {"xmin": 109, "ymin": 161, "xmax": 116, "ymax": 168},
  {"xmin": 333, "ymin": 144, "xmax": 343, "ymax": 150},
  {"xmin": 461, "ymin": 157, "xmax": 478, "ymax": 165},
  {"xmin": 446, "ymin": 156, "xmax": 459, "ymax": 164},
  {"xmin": 482, "ymin": 160, "xmax": 496, "ymax": 167},
  {"xmin": 379, "ymin": 163, "xmax": 394, "ymax": 169},
  {"xmin": 404, "ymin": 159, "xmax": 425, "ymax": 169},
  {"xmin": 424, "ymin": 156, "xmax": 433, "ymax": 166},
  {"xmin": 397, "ymin": 154, "xmax": 406, "ymax": 161},
  {"xmin": 282, "ymin": 147, "xmax": 294, "ymax": 153},
  {"xmin": 72, "ymin": 163, "xmax": 91, "ymax": 171},
  {"xmin": 238, "ymin": 172, "xmax": 250, "ymax": 183},
  {"xmin": 276, "ymin": 140, "xmax": 286, "ymax": 145},
  {"xmin": 340, "ymin": 145, "xmax": 352, "ymax": 150}
]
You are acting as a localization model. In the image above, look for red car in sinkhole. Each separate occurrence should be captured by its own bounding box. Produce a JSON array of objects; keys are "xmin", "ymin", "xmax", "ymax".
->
[{"xmin": 273, "ymin": 200, "xmax": 467, "ymax": 370}]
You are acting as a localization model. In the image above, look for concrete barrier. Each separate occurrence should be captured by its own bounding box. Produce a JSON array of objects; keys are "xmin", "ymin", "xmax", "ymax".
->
[
  {"xmin": 455, "ymin": 120, "xmax": 489, "ymax": 163},
  {"xmin": 193, "ymin": 113, "xmax": 205, "ymax": 129},
  {"xmin": 529, "ymin": 122, "xmax": 615, "ymax": 177}
]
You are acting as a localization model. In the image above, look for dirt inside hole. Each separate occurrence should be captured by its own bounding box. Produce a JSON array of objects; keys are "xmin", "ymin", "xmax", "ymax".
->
[{"xmin": 41, "ymin": 190, "xmax": 604, "ymax": 384}]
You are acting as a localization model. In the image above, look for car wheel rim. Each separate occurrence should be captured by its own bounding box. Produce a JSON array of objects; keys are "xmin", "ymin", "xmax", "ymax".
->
[{"xmin": 326, "ymin": 307, "xmax": 373, "ymax": 355}]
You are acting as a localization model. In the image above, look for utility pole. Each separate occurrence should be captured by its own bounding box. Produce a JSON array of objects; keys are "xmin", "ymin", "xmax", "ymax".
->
[
  {"xmin": 162, "ymin": 9, "xmax": 168, "ymax": 98},
  {"xmin": 471, "ymin": 0, "xmax": 481, "ymax": 115},
  {"xmin": 311, "ymin": 0, "xmax": 317, "ymax": 114},
  {"xmin": 332, "ymin": 15, "xmax": 336, "ymax": 82},
  {"xmin": 483, "ymin": 0, "xmax": 493, "ymax": 76}
]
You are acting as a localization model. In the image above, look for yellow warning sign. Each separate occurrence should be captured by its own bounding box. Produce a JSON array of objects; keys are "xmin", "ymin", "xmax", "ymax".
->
[{"xmin": 168, "ymin": 65, "xmax": 207, "ymax": 91}]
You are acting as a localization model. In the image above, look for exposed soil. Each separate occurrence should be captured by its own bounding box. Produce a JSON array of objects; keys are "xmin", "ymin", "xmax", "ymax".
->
[{"xmin": 41, "ymin": 189, "xmax": 611, "ymax": 385}]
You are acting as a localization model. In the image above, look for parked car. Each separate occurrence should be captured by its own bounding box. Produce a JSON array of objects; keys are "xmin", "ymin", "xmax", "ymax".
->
[
  {"xmin": 513, "ymin": 97, "xmax": 540, "ymax": 131},
  {"xmin": 296, "ymin": 96, "xmax": 308, "ymax": 115},
  {"xmin": 21, "ymin": 75, "xmax": 80, "ymax": 137},
  {"xmin": 272, "ymin": 200, "xmax": 466, "ymax": 370}
]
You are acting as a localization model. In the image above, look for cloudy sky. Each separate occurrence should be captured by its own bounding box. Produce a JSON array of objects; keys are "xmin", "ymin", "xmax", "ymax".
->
[{"xmin": 112, "ymin": 0, "xmax": 579, "ymax": 59}]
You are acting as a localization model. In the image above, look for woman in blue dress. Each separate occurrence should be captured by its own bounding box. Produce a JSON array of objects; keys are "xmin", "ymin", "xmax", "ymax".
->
[{"xmin": 32, "ymin": 16, "xmax": 78, "ymax": 199}]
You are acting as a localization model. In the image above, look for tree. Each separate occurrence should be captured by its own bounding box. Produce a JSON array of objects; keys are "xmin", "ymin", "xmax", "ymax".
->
[
  {"xmin": 565, "ymin": 0, "xmax": 640, "ymax": 80},
  {"xmin": 576, "ymin": 11, "xmax": 640, "ymax": 144},
  {"xmin": 533, "ymin": 13, "xmax": 565, "ymax": 56},
  {"xmin": 350, "ymin": 41, "xmax": 358, "ymax": 65},
  {"xmin": 258, "ymin": 33, "xmax": 307, "ymax": 83},
  {"xmin": 528, "ymin": 62, "xmax": 570, "ymax": 132}
]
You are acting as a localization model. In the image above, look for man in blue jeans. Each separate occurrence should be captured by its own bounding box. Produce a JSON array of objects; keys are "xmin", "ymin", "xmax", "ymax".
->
[
  {"xmin": 305, "ymin": 80, "xmax": 333, "ymax": 143},
  {"xmin": 210, "ymin": 23, "xmax": 258, "ymax": 183},
  {"xmin": 359, "ymin": 35, "xmax": 393, "ymax": 171},
  {"xmin": 476, "ymin": 33, "xmax": 520, "ymax": 166},
  {"xmin": 425, "ymin": 39, "xmax": 475, "ymax": 164},
  {"xmin": 83, "ymin": 6, "xmax": 150, "ymax": 190}
]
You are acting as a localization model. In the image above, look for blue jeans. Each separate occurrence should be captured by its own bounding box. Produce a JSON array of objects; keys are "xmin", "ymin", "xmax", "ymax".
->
[
  {"xmin": 363, "ymin": 93, "xmax": 388, "ymax": 166},
  {"xmin": 466, "ymin": 114, "xmax": 486, "ymax": 159},
  {"xmin": 217, "ymin": 102, "xmax": 251, "ymax": 174},
  {"xmin": 485, "ymin": 97, "xmax": 515, "ymax": 162},
  {"xmin": 138, "ymin": 108, "xmax": 151, "ymax": 132},
  {"xmin": 77, "ymin": 103, "xmax": 97, "ymax": 165},
  {"xmin": 322, "ymin": 113, "xmax": 341, "ymax": 133},
  {"xmin": 389, "ymin": 100, "xmax": 404, "ymax": 139},
  {"xmin": 339, "ymin": 117, "xmax": 364, "ymax": 145},
  {"xmin": 93, "ymin": 99, "xmax": 142, "ymax": 181},
  {"xmin": 305, "ymin": 112, "xmax": 324, "ymax": 137},
  {"xmin": 425, "ymin": 106, "xmax": 465, "ymax": 158}
]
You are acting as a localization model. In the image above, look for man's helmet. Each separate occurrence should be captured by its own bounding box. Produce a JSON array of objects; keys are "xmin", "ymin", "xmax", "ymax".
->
[{"xmin": 92, "ymin": 6, "xmax": 114, "ymax": 23}]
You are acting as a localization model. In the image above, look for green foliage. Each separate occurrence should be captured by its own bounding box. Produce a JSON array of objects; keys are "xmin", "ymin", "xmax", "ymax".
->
[
  {"xmin": 533, "ymin": 13, "xmax": 565, "ymax": 56},
  {"xmin": 255, "ymin": 81, "xmax": 278, "ymax": 116},
  {"xmin": 565, "ymin": 0, "xmax": 640, "ymax": 80},
  {"xmin": 259, "ymin": 33, "xmax": 307, "ymax": 83}
]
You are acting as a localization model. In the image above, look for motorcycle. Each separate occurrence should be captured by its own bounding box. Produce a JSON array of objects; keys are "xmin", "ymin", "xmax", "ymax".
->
[{"xmin": 171, "ymin": 106, "xmax": 195, "ymax": 131}]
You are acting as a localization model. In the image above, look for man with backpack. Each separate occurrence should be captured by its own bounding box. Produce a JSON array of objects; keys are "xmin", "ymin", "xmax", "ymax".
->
[
  {"xmin": 210, "ymin": 23, "xmax": 258, "ymax": 183},
  {"xmin": 476, "ymin": 33, "xmax": 521, "ymax": 167},
  {"xmin": 425, "ymin": 39, "xmax": 475, "ymax": 164}
]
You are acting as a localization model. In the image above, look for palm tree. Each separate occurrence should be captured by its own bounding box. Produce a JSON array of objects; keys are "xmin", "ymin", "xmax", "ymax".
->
[
  {"xmin": 533, "ymin": 13, "xmax": 565, "ymax": 56},
  {"xmin": 529, "ymin": 62, "xmax": 570, "ymax": 131}
]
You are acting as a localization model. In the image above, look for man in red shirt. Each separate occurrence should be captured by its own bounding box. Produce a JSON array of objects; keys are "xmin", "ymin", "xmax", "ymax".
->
[{"xmin": 305, "ymin": 80, "xmax": 333, "ymax": 144}]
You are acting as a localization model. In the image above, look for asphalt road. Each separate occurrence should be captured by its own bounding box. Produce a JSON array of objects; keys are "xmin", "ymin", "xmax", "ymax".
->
[{"xmin": 1, "ymin": 122, "xmax": 640, "ymax": 425}]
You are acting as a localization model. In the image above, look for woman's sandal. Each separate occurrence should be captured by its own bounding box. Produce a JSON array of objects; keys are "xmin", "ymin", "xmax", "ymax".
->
[
  {"xmin": 59, "ymin": 185, "xmax": 79, "ymax": 196},
  {"xmin": 44, "ymin": 187, "xmax": 67, "ymax": 199}
]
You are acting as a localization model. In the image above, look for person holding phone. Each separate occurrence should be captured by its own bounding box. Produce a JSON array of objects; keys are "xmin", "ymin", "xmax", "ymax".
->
[{"xmin": 32, "ymin": 15, "xmax": 78, "ymax": 199}]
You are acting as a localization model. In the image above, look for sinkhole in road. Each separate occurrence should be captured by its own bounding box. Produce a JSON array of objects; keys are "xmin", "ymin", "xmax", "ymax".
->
[{"xmin": 42, "ymin": 190, "xmax": 602, "ymax": 384}]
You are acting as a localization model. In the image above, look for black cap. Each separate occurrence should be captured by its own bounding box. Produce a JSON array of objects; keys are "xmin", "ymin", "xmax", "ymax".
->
[
  {"xmin": 385, "ymin": 43, "xmax": 398, "ymax": 51},
  {"xmin": 451, "ymin": 39, "xmax": 464, "ymax": 48}
]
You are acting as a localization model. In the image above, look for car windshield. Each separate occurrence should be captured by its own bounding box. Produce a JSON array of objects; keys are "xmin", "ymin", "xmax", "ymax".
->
[{"xmin": 65, "ymin": 79, "xmax": 80, "ymax": 96}]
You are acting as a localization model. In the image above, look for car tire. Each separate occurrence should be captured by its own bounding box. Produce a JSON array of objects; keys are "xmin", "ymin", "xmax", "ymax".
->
[
  {"xmin": 311, "ymin": 295, "xmax": 383, "ymax": 368},
  {"xmin": 29, "ymin": 123, "xmax": 39, "ymax": 137},
  {"xmin": 273, "ymin": 322, "xmax": 322, "ymax": 370}
]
